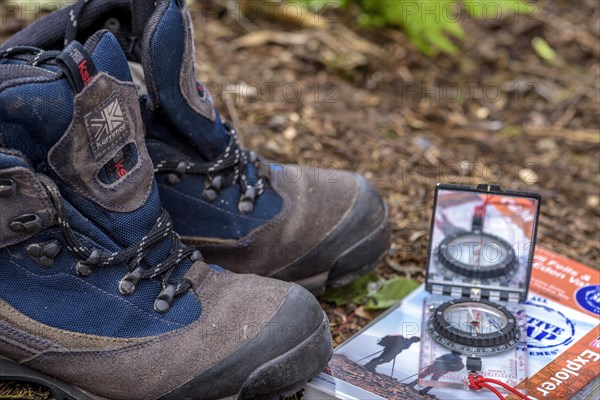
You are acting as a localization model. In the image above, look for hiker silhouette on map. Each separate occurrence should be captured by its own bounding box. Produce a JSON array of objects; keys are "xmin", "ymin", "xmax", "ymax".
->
[
  {"xmin": 363, "ymin": 335, "xmax": 420, "ymax": 373},
  {"xmin": 410, "ymin": 351, "xmax": 465, "ymax": 395}
]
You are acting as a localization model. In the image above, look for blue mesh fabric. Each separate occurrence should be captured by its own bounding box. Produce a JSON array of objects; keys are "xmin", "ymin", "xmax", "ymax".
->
[
  {"xmin": 0, "ymin": 150, "xmax": 28, "ymax": 169},
  {"xmin": 0, "ymin": 231, "xmax": 195, "ymax": 337},
  {"xmin": 0, "ymin": 32, "xmax": 200, "ymax": 337},
  {"xmin": 0, "ymin": 79, "xmax": 74, "ymax": 168},
  {"xmin": 148, "ymin": 0, "xmax": 229, "ymax": 160},
  {"xmin": 89, "ymin": 31, "xmax": 132, "ymax": 82},
  {"xmin": 156, "ymin": 174, "xmax": 282, "ymax": 240},
  {"xmin": 145, "ymin": 0, "xmax": 284, "ymax": 239}
]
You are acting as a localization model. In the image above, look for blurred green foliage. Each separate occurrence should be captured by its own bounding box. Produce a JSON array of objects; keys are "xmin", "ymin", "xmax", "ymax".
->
[
  {"xmin": 531, "ymin": 36, "xmax": 558, "ymax": 63},
  {"xmin": 293, "ymin": 0, "xmax": 532, "ymax": 55},
  {"xmin": 321, "ymin": 273, "xmax": 420, "ymax": 310}
]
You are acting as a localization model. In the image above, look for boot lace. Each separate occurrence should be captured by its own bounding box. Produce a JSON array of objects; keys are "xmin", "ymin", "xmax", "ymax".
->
[
  {"xmin": 0, "ymin": 46, "xmax": 61, "ymax": 66},
  {"xmin": 38, "ymin": 174, "xmax": 198, "ymax": 313},
  {"xmin": 153, "ymin": 124, "xmax": 270, "ymax": 213}
]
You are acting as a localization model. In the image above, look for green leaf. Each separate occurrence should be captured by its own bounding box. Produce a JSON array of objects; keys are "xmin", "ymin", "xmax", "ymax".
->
[
  {"xmin": 321, "ymin": 273, "xmax": 420, "ymax": 310},
  {"xmin": 320, "ymin": 273, "xmax": 380, "ymax": 306},
  {"xmin": 363, "ymin": 277, "xmax": 420, "ymax": 310},
  {"xmin": 532, "ymin": 36, "xmax": 557, "ymax": 62}
]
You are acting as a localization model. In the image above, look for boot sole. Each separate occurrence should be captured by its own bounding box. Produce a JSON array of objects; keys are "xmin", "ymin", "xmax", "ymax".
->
[
  {"xmin": 0, "ymin": 313, "xmax": 332, "ymax": 400},
  {"xmin": 0, "ymin": 357, "xmax": 106, "ymax": 400},
  {"xmin": 294, "ymin": 204, "xmax": 392, "ymax": 296}
]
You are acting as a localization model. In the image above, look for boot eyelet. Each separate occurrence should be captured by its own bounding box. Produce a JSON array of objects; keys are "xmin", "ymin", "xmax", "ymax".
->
[
  {"xmin": 76, "ymin": 263, "xmax": 92, "ymax": 276},
  {"xmin": 76, "ymin": 250, "xmax": 100, "ymax": 276},
  {"xmin": 27, "ymin": 240, "xmax": 61, "ymax": 268},
  {"xmin": 202, "ymin": 187, "xmax": 218, "ymax": 201},
  {"xmin": 248, "ymin": 151, "xmax": 258, "ymax": 163},
  {"xmin": 119, "ymin": 266, "xmax": 145, "ymax": 295},
  {"xmin": 165, "ymin": 161, "xmax": 189, "ymax": 185},
  {"xmin": 0, "ymin": 179, "xmax": 16, "ymax": 197},
  {"xmin": 166, "ymin": 173, "xmax": 180, "ymax": 185},
  {"xmin": 239, "ymin": 187, "xmax": 257, "ymax": 213},
  {"xmin": 104, "ymin": 17, "xmax": 121, "ymax": 33},
  {"xmin": 175, "ymin": 160, "xmax": 188, "ymax": 175},
  {"xmin": 154, "ymin": 284, "xmax": 176, "ymax": 313},
  {"xmin": 9, "ymin": 214, "xmax": 43, "ymax": 235},
  {"xmin": 239, "ymin": 200, "xmax": 254, "ymax": 213},
  {"xmin": 202, "ymin": 175, "xmax": 222, "ymax": 202},
  {"xmin": 190, "ymin": 250, "xmax": 202, "ymax": 262}
]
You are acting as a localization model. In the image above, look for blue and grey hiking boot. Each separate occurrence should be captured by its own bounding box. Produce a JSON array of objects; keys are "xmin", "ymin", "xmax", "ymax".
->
[
  {"xmin": 2, "ymin": 0, "xmax": 392, "ymax": 295},
  {"xmin": 0, "ymin": 31, "xmax": 332, "ymax": 399}
]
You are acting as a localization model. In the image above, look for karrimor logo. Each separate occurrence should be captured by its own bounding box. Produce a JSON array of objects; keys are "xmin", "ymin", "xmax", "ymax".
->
[
  {"xmin": 67, "ymin": 45, "xmax": 92, "ymax": 86},
  {"xmin": 92, "ymin": 99, "xmax": 125, "ymax": 138},
  {"xmin": 85, "ymin": 94, "xmax": 130, "ymax": 159}
]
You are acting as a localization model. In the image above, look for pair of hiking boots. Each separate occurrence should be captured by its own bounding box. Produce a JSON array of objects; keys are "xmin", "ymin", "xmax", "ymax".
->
[{"xmin": 0, "ymin": 0, "xmax": 391, "ymax": 399}]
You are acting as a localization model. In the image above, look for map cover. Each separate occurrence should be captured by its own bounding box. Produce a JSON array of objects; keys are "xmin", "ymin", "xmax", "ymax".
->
[{"xmin": 306, "ymin": 247, "xmax": 600, "ymax": 400}]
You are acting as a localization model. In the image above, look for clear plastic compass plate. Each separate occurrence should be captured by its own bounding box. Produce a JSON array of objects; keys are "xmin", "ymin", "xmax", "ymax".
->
[{"xmin": 417, "ymin": 184, "xmax": 541, "ymax": 393}]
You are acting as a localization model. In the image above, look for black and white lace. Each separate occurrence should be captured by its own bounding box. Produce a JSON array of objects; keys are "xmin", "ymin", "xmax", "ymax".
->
[
  {"xmin": 153, "ymin": 125, "xmax": 269, "ymax": 213},
  {"xmin": 38, "ymin": 174, "xmax": 199, "ymax": 313},
  {"xmin": 0, "ymin": 46, "xmax": 61, "ymax": 67}
]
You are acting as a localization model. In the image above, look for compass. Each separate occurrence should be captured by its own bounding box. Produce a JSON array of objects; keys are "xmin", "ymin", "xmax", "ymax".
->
[
  {"xmin": 427, "ymin": 298, "xmax": 520, "ymax": 355},
  {"xmin": 438, "ymin": 231, "xmax": 516, "ymax": 279}
]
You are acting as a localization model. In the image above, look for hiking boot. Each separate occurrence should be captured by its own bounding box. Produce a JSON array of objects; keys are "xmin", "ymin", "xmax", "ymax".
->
[
  {"xmin": 2, "ymin": 0, "xmax": 393, "ymax": 294},
  {"xmin": 0, "ymin": 31, "xmax": 331, "ymax": 399}
]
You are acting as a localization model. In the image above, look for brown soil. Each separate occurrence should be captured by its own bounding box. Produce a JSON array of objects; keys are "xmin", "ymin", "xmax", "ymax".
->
[{"xmin": 0, "ymin": 0, "xmax": 598, "ymax": 398}]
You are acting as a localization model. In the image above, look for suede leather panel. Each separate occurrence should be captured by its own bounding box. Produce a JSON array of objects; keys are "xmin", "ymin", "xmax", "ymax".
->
[
  {"xmin": 0, "ymin": 166, "xmax": 57, "ymax": 248},
  {"xmin": 21, "ymin": 270, "xmax": 290, "ymax": 400},
  {"xmin": 182, "ymin": 260, "xmax": 214, "ymax": 287},
  {"xmin": 0, "ymin": 336, "xmax": 38, "ymax": 363},
  {"xmin": 0, "ymin": 300, "xmax": 143, "ymax": 351},
  {"xmin": 184, "ymin": 166, "xmax": 360, "ymax": 277},
  {"xmin": 158, "ymin": 284, "xmax": 325, "ymax": 399},
  {"xmin": 0, "ymin": 318, "xmax": 61, "ymax": 363},
  {"xmin": 179, "ymin": 5, "xmax": 216, "ymax": 121},
  {"xmin": 47, "ymin": 73, "xmax": 153, "ymax": 213},
  {"xmin": 140, "ymin": 0, "xmax": 168, "ymax": 110}
]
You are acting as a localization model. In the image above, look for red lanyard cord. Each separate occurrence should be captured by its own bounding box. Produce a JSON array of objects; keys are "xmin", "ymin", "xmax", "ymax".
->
[{"xmin": 468, "ymin": 373, "xmax": 531, "ymax": 400}]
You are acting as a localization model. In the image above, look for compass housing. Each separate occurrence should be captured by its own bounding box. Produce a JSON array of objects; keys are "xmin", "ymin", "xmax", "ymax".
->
[{"xmin": 427, "ymin": 298, "xmax": 520, "ymax": 355}]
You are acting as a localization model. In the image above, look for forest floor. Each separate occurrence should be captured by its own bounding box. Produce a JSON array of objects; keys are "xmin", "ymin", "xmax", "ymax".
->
[
  {"xmin": 185, "ymin": 0, "xmax": 599, "ymax": 345},
  {"xmin": 0, "ymin": 0, "xmax": 598, "ymax": 398}
]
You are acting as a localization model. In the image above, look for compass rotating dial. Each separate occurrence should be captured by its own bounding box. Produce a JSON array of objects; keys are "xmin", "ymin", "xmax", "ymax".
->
[{"xmin": 427, "ymin": 298, "xmax": 520, "ymax": 355}]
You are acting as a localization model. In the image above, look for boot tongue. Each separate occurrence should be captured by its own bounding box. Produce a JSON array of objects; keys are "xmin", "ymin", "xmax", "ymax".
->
[
  {"xmin": 49, "ymin": 31, "xmax": 154, "ymax": 214},
  {"xmin": 51, "ymin": 32, "xmax": 188, "ymax": 277},
  {"xmin": 140, "ymin": 0, "xmax": 230, "ymax": 160}
]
